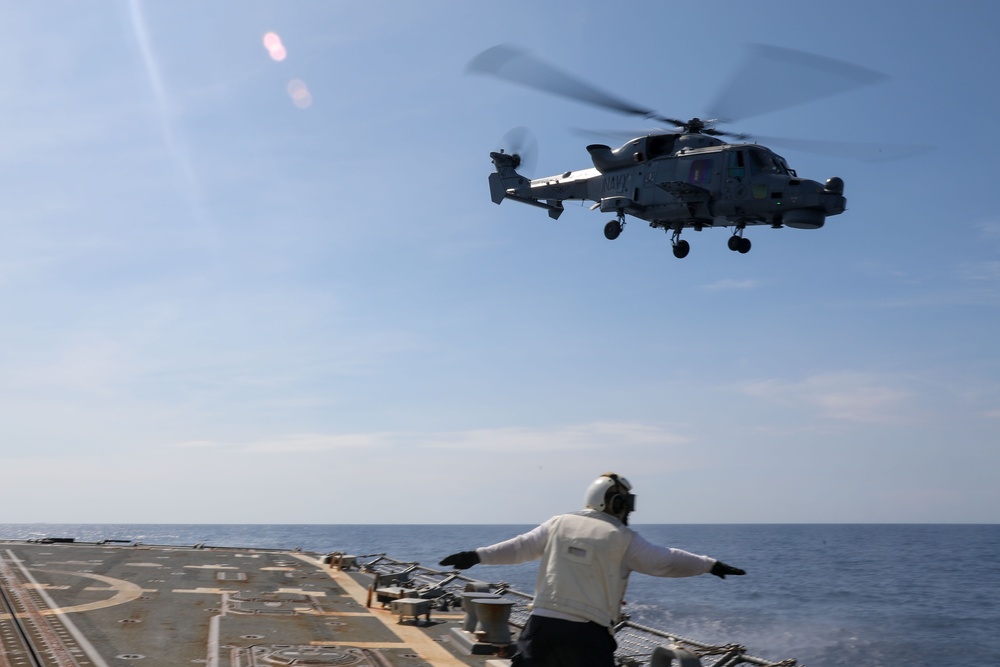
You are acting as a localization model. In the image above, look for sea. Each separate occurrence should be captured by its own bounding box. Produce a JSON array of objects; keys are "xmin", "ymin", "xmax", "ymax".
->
[{"xmin": 1, "ymin": 523, "xmax": 996, "ymax": 667}]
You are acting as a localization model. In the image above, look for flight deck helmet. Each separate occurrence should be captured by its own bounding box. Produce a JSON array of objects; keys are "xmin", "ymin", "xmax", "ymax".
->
[{"xmin": 584, "ymin": 472, "xmax": 636, "ymax": 524}]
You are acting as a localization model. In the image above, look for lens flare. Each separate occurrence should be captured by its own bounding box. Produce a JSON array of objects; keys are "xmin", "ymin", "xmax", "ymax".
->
[
  {"xmin": 263, "ymin": 32, "xmax": 287, "ymax": 61},
  {"xmin": 287, "ymin": 79, "xmax": 312, "ymax": 109}
]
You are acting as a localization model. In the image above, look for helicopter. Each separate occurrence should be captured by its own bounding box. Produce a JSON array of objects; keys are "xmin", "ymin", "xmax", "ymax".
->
[{"xmin": 469, "ymin": 44, "xmax": 891, "ymax": 259}]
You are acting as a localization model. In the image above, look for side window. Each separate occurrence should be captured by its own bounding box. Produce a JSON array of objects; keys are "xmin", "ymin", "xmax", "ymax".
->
[
  {"xmin": 688, "ymin": 158, "xmax": 714, "ymax": 185},
  {"xmin": 729, "ymin": 151, "xmax": 746, "ymax": 179},
  {"xmin": 647, "ymin": 134, "xmax": 677, "ymax": 159},
  {"xmin": 748, "ymin": 148, "xmax": 769, "ymax": 175}
]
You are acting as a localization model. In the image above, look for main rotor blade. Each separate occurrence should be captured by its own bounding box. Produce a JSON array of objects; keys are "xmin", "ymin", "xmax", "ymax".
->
[
  {"xmin": 468, "ymin": 44, "xmax": 675, "ymax": 124},
  {"xmin": 755, "ymin": 136, "xmax": 932, "ymax": 162},
  {"xmin": 708, "ymin": 44, "xmax": 889, "ymax": 123}
]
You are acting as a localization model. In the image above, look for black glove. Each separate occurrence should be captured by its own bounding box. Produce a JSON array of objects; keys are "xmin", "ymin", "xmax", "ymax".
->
[
  {"xmin": 439, "ymin": 550, "xmax": 480, "ymax": 570},
  {"xmin": 710, "ymin": 560, "xmax": 746, "ymax": 579}
]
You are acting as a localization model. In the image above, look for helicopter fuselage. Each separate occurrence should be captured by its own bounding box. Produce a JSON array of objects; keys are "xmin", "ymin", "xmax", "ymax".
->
[{"xmin": 488, "ymin": 132, "xmax": 846, "ymax": 257}]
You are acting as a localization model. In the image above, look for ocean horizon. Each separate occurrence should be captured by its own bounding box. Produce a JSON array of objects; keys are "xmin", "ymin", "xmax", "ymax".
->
[{"xmin": 2, "ymin": 523, "xmax": 997, "ymax": 666}]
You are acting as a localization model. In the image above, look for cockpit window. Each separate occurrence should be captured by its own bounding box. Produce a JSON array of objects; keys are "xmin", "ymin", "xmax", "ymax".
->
[
  {"xmin": 748, "ymin": 148, "xmax": 787, "ymax": 175},
  {"xmin": 775, "ymin": 154, "xmax": 796, "ymax": 177}
]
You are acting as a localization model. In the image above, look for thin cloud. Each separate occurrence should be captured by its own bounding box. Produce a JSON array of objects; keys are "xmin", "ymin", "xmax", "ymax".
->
[
  {"xmin": 973, "ymin": 218, "xmax": 1000, "ymax": 241},
  {"xmin": 738, "ymin": 372, "xmax": 916, "ymax": 424},
  {"xmin": 956, "ymin": 260, "xmax": 1000, "ymax": 283},
  {"xmin": 171, "ymin": 440, "xmax": 224, "ymax": 449},
  {"xmin": 427, "ymin": 421, "xmax": 691, "ymax": 453},
  {"xmin": 167, "ymin": 432, "xmax": 401, "ymax": 453},
  {"xmin": 700, "ymin": 278, "xmax": 760, "ymax": 291},
  {"xmin": 245, "ymin": 432, "xmax": 400, "ymax": 453},
  {"xmin": 174, "ymin": 422, "xmax": 692, "ymax": 456},
  {"xmin": 3, "ymin": 334, "xmax": 133, "ymax": 394}
]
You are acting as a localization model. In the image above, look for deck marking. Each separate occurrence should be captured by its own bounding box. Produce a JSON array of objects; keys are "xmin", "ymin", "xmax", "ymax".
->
[
  {"xmin": 207, "ymin": 613, "xmax": 221, "ymax": 667},
  {"xmin": 173, "ymin": 588, "xmax": 239, "ymax": 595},
  {"xmin": 309, "ymin": 641, "xmax": 408, "ymax": 648},
  {"xmin": 35, "ymin": 570, "xmax": 143, "ymax": 614},
  {"xmin": 313, "ymin": 610, "xmax": 372, "ymax": 617},
  {"xmin": 292, "ymin": 553, "xmax": 469, "ymax": 667},
  {"xmin": 277, "ymin": 587, "xmax": 326, "ymax": 597},
  {"xmin": 4, "ymin": 552, "xmax": 112, "ymax": 667}
]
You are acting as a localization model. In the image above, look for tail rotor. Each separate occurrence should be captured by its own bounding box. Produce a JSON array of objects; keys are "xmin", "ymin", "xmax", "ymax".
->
[{"xmin": 497, "ymin": 126, "xmax": 538, "ymax": 176}]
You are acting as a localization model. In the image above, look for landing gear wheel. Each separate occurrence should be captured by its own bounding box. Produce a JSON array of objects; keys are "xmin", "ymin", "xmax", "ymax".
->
[
  {"xmin": 728, "ymin": 235, "xmax": 751, "ymax": 254},
  {"xmin": 672, "ymin": 240, "xmax": 690, "ymax": 259},
  {"xmin": 604, "ymin": 220, "xmax": 623, "ymax": 241}
]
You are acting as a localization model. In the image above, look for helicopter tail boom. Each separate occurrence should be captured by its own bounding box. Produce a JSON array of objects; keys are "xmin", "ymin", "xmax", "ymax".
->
[{"xmin": 489, "ymin": 150, "xmax": 565, "ymax": 219}]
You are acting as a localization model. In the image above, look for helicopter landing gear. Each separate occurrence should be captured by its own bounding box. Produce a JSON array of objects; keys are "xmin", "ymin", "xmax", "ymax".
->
[
  {"xmin": 604, "ymin": 220, "xmax": 623, "ymax": 240},
  {"xmin": 728, "ymin": 230, "xmax": 752, "ymax": 254},
  {"xmin": 604, "ymin": 214, "xmax": 625, "ymax": 241},
  {"xmin": 670, "ymin": 229, "xmax": 690, "ymax": 259}
]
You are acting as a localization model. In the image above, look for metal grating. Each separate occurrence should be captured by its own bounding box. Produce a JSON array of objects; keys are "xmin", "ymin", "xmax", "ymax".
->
[{"xmin": 357, "ymin": 554, "xmax": 798, "ymax": 667}]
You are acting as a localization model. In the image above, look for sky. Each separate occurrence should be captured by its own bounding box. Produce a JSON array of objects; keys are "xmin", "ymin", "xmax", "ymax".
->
[{"xmin": 1, "ymin": 1, "xmax": 998, "ymax": 525}]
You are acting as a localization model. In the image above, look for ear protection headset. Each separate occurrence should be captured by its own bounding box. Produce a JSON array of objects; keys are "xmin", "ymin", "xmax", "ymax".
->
[{"xmin": 603, "ymin": 473, "xmax": 636, "ymax": 516}]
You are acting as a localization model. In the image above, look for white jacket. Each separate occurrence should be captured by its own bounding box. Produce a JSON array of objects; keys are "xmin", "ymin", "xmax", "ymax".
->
[
  {"xmin": 476, "ymin": 510, "xmax": 716, "ymax": 627},
  {"xmin": 532, "ymin": 511, "xmax": 632, "ymax": 625}
]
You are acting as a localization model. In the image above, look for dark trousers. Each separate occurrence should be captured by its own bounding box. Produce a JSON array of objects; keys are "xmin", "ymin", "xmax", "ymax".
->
[{"xmin": 511, "ymin": 615, "xmax": 617, "ymax": 667}]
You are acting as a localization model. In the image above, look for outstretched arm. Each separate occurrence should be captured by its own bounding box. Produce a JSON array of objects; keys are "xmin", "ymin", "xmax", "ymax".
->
[
  {"xmin": 626, "ymin": 532, "xmax": 744, "ymax": 579},
  {"xmin": 439, "ymin": 519, "xmax": 553, "ymax": 570}
]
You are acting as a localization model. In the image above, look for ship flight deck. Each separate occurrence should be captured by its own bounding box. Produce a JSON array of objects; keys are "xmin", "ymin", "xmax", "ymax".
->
[{"xmin": 0, "ymin": 539, "xmax": 797, "ymax": 667}]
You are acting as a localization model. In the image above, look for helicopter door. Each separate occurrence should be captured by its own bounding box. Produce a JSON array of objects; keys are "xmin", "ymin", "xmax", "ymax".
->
[
  {"xmin": 723, "ymin": 149, "xmax": 749, "ymax": 202},
  {"xmin": 684, "ymin": 156, "xmax": 716, "ymax": 190},
  {"xmin": 676, "ymin": 154, "xmax": 720, "ymax": 220}
]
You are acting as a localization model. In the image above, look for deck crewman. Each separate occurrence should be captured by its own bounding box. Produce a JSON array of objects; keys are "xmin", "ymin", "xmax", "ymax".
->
[{"xmin": 440, "ymin": 472, "xmax": 745, "ymax": 667}]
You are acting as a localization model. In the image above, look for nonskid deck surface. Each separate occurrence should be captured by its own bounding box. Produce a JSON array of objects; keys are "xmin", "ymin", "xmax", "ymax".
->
[
  {"xmin": 0, "ymin": 541, "xmax": 476, "ymax": 667},
  {"xmin": 0, "ymin": 540, "xmax": 797, "ymax": 667}
]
